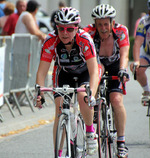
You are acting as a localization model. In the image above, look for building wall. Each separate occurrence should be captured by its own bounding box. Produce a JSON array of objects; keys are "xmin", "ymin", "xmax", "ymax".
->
[{"xmin": 8, "ymin": 0, "xmax": 148, "ymax": 36}]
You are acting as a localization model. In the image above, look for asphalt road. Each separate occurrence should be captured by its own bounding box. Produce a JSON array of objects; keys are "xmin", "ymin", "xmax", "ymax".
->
[{"xmin": 0, "ymin": 67, "xmax": 150, "ymax": 158}]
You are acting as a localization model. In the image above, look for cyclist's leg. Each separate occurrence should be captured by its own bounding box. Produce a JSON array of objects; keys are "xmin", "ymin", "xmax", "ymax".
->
[
  {"xmin": 137, "ymin": 49, "xmax": 150, "ymax": 105},
  {"xmin": 110, "ymin": 92, "xmax": 128, "ymax": 157},
  {"xmin": 104, "ymin": 61, "xmax": 128, "ymax": 157},
  {"xmin": 77, "ymin": 70, "xmax": 98, "ymax": 156}
]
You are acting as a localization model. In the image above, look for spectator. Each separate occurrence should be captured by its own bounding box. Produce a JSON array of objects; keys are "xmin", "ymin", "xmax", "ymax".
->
[
  {"xmin": 50, "ymin": 1, "xmax": 66, "ymax": 30},
  {"xmin": 15, "ymin": 0, "xmax": 46, "ymax": 42},
  {"xmin": 0, "ymin": 2, "xmax": 15, "ymax": 33},
  {"xmin": 1, "ymin": 0, "xmax": 27, "ymax": 35},
  {"xmin": 0, "ymin": 0, "xmax": 6, "ymax": 18},
  {"xmin": 133, "ymin": 12, "xmax": 146, "ymax": 37}
]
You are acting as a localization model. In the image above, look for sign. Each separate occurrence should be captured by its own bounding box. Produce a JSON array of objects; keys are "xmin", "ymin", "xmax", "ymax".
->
[{"xmin": 0, "ymin": 44, "xmax": 5, "ymax": 106}]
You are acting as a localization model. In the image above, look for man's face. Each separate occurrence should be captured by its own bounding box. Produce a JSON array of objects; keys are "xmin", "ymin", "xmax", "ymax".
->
[
  {"xmin": 95, "ymin": 18, "xmax": 113, "ymax": 40},
  {"xmin": 17, "ymin": 1, "xmax": 27, "ymax": 15}
]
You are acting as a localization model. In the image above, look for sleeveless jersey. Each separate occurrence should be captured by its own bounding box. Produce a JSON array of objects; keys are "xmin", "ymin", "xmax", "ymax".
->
[
  {"xmin": 136, "ymin": 14, "xmax": 150, "ymax": 55},
  {"xmin": 83, "ymin": 23, "xmax": 129, "ymax": 66},
  {"xmin": 41, "ymin": 29, "xmax": 96, "ymax": 74}
]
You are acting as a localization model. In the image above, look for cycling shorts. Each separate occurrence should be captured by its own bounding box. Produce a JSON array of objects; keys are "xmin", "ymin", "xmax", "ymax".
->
[
  {"xmin": 140, "ymin": 46, "xmax": 150, "ymax": 64},
  {"xmin": 53, "ymin": 69, "xmax": 90, "ymax": 98},
  {"xmin": 104, "ymin": 60, "xmax": 125, "ymax": 94}
]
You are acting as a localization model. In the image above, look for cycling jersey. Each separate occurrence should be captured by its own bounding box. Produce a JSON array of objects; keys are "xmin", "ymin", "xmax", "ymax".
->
[
  {"xmin": 83, "ymin": 23, "xmax": 129, "ymax": 66},
  {"xmin": 136, "ymin": 14, "xmax": 150, "ymax": 56},
  {"xmin": 40, "ymin": 29, "xmax": 97, "ymax": 88},
  {"xmin": 83, "ymin": 23, "xmax": 129, "ymax": 94}
]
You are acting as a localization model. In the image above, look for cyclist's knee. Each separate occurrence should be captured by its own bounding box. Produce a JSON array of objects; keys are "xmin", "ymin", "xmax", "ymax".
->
[{"xmin": 110, "ymin": 94, "xmax": 123, "ymax": 108}]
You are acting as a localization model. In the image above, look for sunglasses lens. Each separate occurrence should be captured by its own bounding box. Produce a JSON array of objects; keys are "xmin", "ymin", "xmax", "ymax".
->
[
  {"xmin": 59, "ymin": 27, "xmax": 64, "ymax": 32},
  {"xmin": 67, "ymin": 28, "xmax": 75, "ymax": 32}
]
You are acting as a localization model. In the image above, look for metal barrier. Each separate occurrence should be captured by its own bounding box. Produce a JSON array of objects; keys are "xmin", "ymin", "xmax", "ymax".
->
[
  {"xmin": 0, "ymin": 36, "xmax": 15, "ymax": 119},
  {"xmin": 0, "ymin": 34, "xmax": 43, "ymax": 120}
]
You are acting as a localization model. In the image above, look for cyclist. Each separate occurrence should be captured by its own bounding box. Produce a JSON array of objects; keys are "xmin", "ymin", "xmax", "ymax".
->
[
  {"xmin": 35, "ymin": 7, "xmax": 102, "ymax": 156},
  {"xmin": 130, "ymin": 0, "xmax": 150, "ymax": 105},
  {"xmin": 83, "ymin": 4, "xmax": 129, "ymax": 158}
]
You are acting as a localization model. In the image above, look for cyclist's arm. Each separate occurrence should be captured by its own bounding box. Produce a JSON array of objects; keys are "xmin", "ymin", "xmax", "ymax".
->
[
  {"xmin": 36, "ymin": 60, "xmax": 51, "ymax": 87},
  {"xmin": 133, "ymin": 35, "xmax": 144, "ymax": 63},
  {"xmin": 86, "ymin": 57, "xmax": 99, "ymax": 97},
  {"xmin": 23, "ymin": 13, "xmax": 47, "ymax": 42},
  {"xmin": 119, "ymin": 45, "xmax": 129, "ymax": 70}
]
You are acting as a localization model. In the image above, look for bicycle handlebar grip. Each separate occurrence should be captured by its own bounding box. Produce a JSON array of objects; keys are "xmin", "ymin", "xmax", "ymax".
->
[
  {"xmin": 84, "ymin": 84, "xmax": 92, "ymax": 106},
  {"xmin": 35, "ymin": 84, "xmax": 41, "ymax": 96}
]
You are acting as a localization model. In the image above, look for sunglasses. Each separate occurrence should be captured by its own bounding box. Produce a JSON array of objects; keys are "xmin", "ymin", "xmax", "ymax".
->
[{"xmin": 57, "ymin": 25, "xmax": 78, "ymax": 32}]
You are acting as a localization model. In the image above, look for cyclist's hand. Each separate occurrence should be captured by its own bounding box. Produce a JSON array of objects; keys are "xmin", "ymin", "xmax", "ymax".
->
[
  {"xmin": 90, "ymin": 96, "xmax": 96, "ymax": 107},
  {"xmin": 84, "ymin": 95, "xmax": 96, "ymax": 107},
  {"xmin": 35, "ymin": 95, "xmax": 45, "ymax": 109},
  {"xmin": 118, "ymin": 69, "xmax": 130, "ymax": 83},
  {"xmin": 130, "ymin": 61, "xmax": 140, "ymax": 72}
]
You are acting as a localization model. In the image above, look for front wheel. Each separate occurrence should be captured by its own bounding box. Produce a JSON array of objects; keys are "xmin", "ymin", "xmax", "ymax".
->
[
  {"xmin": 97, "ymin": 99, "xmax": 110, "ymax": 158},
  {"xmin": 74, "ymin": 113, "xmax": 86, "ymax": 158},
  {"xmin": 55, "ymin": 114, "xmax": 72, "ymax": 158}
]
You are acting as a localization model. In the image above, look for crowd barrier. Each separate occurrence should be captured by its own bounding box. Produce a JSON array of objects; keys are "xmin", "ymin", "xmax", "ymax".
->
[{"xmin": 0, "ymin": 34, "xmax": 49, "ymax": 121}]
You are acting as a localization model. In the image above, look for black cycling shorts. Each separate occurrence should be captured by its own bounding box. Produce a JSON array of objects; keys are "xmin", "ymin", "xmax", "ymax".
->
[
  {"xmin": 104, "ymin": 60, "xmax": 123, "ymax": 94},
  {"xmin": 54, "ymin": 69, "xmax": 90, "ymax": 98}
]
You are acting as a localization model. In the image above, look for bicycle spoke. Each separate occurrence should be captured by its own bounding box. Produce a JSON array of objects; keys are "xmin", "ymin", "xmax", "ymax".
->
[
  {"xmin": 74, "ymin": 114, "xmax": 86, "ymax": 158},
  {"xmin": 97, "ymin": 99, "xmax": 110, "ymax": 158}
]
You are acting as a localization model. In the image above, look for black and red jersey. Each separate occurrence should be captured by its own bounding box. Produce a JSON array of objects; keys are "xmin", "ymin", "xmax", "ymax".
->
[
  {"xmin": 83, "ymin": 23, "xmax": 130, "ymax": 66},
  {"xmin": 40, "ymin": 29, "xmax": 97, "ymax": 73}
]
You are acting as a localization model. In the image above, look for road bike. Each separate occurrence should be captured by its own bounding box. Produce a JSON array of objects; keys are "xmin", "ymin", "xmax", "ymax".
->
[
  {"xmin": 132, "ymin": 64, "xmax": 150, "ymax": 136},
  {"xmin": 35, "ymin": 77, "xmax": 91, "ymax": 158},
  {"xmin": 132, "ymin": 64, "xmax": 150, "ymax": 116},
  {"xmin": 94, "ymin": 73, "xmax": 119, "ymax": 158}
]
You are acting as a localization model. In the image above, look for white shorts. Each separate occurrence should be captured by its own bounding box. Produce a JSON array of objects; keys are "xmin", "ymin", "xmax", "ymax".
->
[{"xmin": 140, "ymin": 46, "xmax": 150, "ymax": 64}]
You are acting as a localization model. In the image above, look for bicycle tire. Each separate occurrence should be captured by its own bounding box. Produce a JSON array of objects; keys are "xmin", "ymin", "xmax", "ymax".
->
[
  {"xmin": 74, "ymin": 113, "xmax": 86, "ymax": 158},
  {"xmin": 97, "ymin": 99, "xmax": 110, "ymax": 158},
  {"xmin": 109, "ymin": 106, "xmax": 117, "ymax": 158},
  {"xmin": 55, "ymin": 114, "xmax": 72, "ymax": 158}
]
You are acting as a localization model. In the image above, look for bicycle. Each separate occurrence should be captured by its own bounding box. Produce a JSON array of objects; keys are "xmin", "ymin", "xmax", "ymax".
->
[
  {"xmin": 94, "ymin": 73, "xmax": 119, "ymax": 158},
  {"xmin": 132, "ymin": 64, "xmax": 150, "ymax": 116},
  {"xmin": 132, "ymin": 63, "xmax": 150, "ymax": 137},
  {"xmin": 35, "ymin": 77, "xmax": 91, "ymax": 158}
]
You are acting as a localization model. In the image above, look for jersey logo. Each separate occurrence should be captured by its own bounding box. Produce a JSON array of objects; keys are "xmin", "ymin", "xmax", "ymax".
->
[
  {"xmin": 61, "ymin": 53, "xmax": 67, "ymax": 59},
  {"xmin": 120, "ymin": 33, "xmax": 126, "ymax": 41},
  {"xmin": 45, "ymin": 49, "xmax": 51, "ymax": 54}
]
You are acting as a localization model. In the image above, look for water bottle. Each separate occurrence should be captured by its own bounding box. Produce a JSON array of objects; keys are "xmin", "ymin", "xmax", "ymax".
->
[{"xmin": 70, "ymin": 113, "xmax": 76, "ymax": 138}]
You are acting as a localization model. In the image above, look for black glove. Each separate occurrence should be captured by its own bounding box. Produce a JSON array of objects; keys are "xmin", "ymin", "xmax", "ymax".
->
[
  {"xmin": 41, "ymin": 96, "xmax": 45, "ymax": 105},
  {"xmin": 118, "ymin": 69, "xmax": 129, "ymax": 82}
]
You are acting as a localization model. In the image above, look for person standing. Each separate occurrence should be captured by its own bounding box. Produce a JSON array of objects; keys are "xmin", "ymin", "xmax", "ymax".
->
[
  {"xmin": 83, "ymin": 4, "xmax": 130, "ymax": 158},
  {"xmin": 0, "ymin": 2, "xmax": 15, "ymax": 33},
  {"xmin": 0, "ymin": 0, "xmax": 6, "ymax": 17},
  {"xmin": 1, "ymin": 0, "xmax": 27, "ymax": 35},
  {"xmin": 130, "ymin": 0, "xmax": 150, "ymax": 105},
  {"xmin": 15, "ymin": 0, "xmax": 46, "ymax": 42}
]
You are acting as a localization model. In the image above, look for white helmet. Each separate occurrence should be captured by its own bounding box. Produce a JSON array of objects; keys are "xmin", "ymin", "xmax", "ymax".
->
[
  {"xmin": 55, "ymin": 7, "xmax": 81, "ymax": 25},
  {"xmin": 147, "ymin": 0, "xmax": 150, "ymax": 10},
  {"xmin": 92, "ymin": 4, "xmax": 116, "ymax": 19}
]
